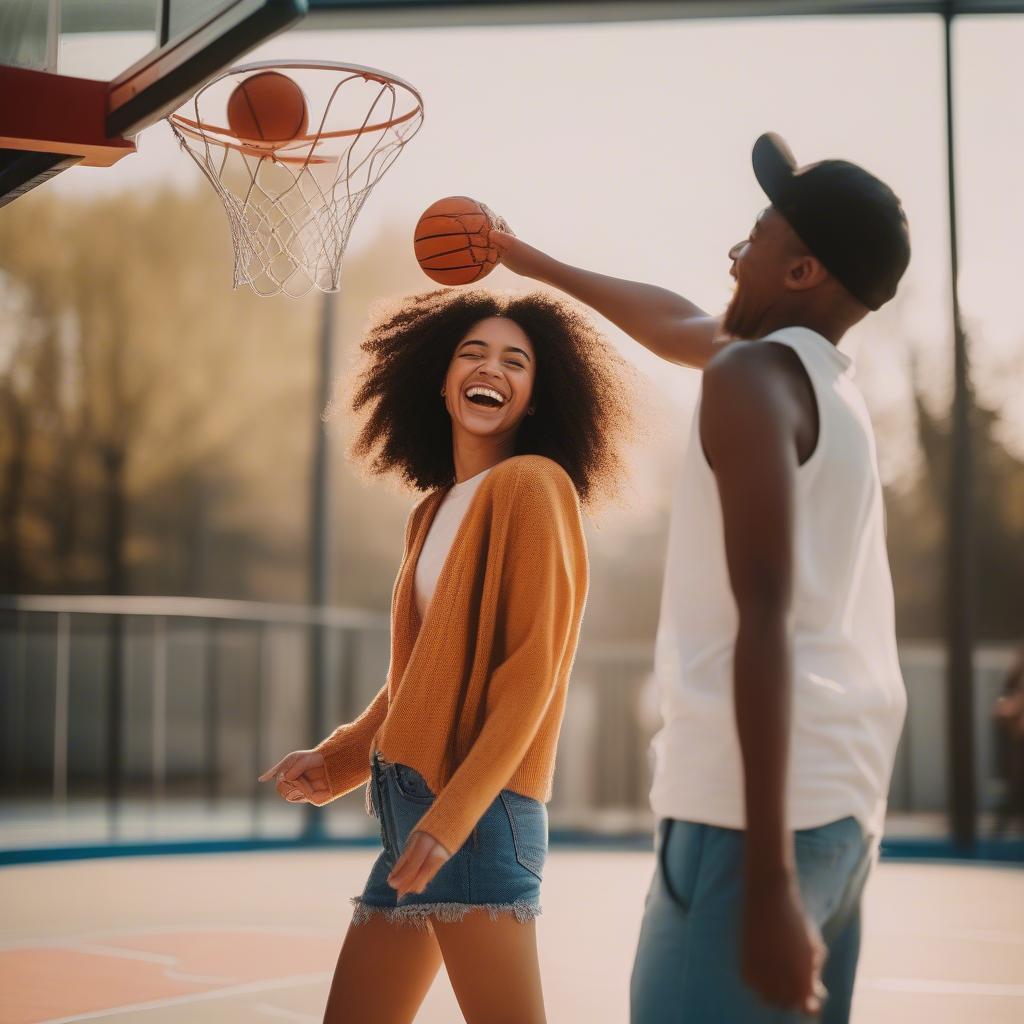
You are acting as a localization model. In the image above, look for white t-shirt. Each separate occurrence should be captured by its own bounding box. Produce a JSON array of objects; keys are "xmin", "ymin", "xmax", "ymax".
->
[
  {"xmin": 414, "ymin": 467, "xmax": 494, "ymax": 618},
  {"xmin": 649, "ymin": 327, "xmax": 907, "ymax": 838}
]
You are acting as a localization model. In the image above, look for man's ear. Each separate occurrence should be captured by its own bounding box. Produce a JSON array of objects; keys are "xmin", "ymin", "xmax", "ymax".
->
[{"xmin": 784, "ymin": 254, "xmax": 829, "ymax": 293}]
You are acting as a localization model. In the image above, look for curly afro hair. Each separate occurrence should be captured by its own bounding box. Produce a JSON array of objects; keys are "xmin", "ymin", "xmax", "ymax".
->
[{"xmin": 346, "ymin": 287, "xmax": 634, "ymax": 509}]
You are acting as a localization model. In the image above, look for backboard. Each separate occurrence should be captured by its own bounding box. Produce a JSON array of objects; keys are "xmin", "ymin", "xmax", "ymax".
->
[{"xmin": 0, "ymin": 1, "xmax": 308, "ymax": 207}]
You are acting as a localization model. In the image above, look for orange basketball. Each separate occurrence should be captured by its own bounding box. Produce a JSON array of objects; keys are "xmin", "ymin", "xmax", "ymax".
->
[
  {"xmin": 414, "ymin": 196, "xmax": 507, "ymax": 286},
  {"xmin": 226, "ymin": 71, "xmax": 309, "ymax": 150}
]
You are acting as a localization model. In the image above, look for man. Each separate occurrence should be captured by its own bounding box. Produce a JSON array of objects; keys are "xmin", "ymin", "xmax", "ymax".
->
[
  {"xmin": 993, "ymin": 645, "xmax": 1024, "ymax": 837},
  {"xmin": 492, "ymin": 132, "xmax": 909, "ymax": 1023}
]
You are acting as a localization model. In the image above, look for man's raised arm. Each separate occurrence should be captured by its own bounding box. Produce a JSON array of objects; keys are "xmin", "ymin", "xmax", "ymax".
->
[{"xmin": 491, "ymin": 230, "xmax": 722, "ymax": 369}]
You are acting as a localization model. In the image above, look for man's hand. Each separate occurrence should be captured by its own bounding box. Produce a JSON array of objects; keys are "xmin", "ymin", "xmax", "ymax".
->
[
  {"xmin": 490, "ymin": 228, "xmax": 550, "ymax": 279},
  {"xmin": 258, "ymin": 749, "xmax": 332, "ymax": 806},
  {"xmin": 387, "ymin": 831, "xmax": 452, "ymax": 900},
  {"xmin": 742, "ymin": 876, "xmax": 827, "ymax": 1015}
]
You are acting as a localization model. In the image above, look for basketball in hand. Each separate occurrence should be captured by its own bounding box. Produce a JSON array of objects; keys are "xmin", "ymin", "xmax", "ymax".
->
[{"xmin": 414, "ymin": 196, "xmax": 510, "ymax": 286}]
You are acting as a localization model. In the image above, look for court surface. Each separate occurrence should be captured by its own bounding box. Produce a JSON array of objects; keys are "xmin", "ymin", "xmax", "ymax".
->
[{"xmin": 2, "ymin": 848, "xmax": 1021, "ymax": 1023}]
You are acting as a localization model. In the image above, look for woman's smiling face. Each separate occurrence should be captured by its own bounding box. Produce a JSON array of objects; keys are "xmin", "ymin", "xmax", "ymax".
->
[{"xmin": 443, "ymin": 316, "xmax": 536, "ymax": 440}]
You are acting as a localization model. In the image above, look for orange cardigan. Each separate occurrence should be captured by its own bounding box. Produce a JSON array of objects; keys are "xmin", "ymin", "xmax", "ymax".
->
[{"xmin": 313, "ymin": 454, "xmax": 589, "ymax": 855}]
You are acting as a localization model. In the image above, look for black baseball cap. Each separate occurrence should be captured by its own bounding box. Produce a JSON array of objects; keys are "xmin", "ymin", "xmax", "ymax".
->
[{"xmin": 751, "ymin": 132, "xmax": 911, "ymax": 311}]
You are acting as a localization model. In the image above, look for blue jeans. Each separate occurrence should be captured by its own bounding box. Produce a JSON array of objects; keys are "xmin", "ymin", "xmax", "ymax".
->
[
  {"xmin": 353, "ymin": 751, "xmax": 548, "ymax": 929},
  {"xmin": 631, "ymin": 816, "xmax": 872, "ymax": 1024}
]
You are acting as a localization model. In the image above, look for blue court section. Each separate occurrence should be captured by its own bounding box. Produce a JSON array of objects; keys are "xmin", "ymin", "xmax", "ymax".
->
[{"xmin": 2, "ymin": 830, "xmax": 1023, "ymax": 868}]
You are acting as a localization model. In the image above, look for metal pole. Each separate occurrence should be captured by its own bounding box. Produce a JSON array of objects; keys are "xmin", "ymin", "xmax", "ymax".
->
[
  {"xmin": 106, "ymin": 615, "xmax": 125, "ymax": 836},
  {"xmin": 943, "ymin": 5, "xmax": 976, "ymax": 851},
  {"xmin": 252, "ymin": 623, "xmax": 266, "ymax": 835},
  {"xmin": 53, "ymin": 611, "xmax": 70, "ymax": 806},
  {"xmin": 204, "ymin": 619, "xmax": 220, "ymax": 805},
  {"xmin": 305, "ymin": 290, "xmax": 336, "ymax": 840},
  {"xmin": 152, "ymin": 616, "xmax": 168, "ymax": 809},
  {"xmin": 12, "ymin": 610, "xmax": 27, "ymax": 787}
]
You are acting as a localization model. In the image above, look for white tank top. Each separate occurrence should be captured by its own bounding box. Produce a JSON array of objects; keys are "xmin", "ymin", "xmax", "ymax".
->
[
  {"xmin": 414, "ymin": 466, "xmax": 493, "ymax": 618},
  {"xmin": 649, "ymin": 327, "xmax": 907, "ymax": 837}
]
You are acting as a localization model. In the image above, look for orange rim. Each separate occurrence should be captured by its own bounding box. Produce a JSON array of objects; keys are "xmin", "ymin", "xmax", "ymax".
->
[
  {"xmin": 170, "ymin": 102, "xmax": 419, "ymax": 145},
  {"xmin": 167, "ymin": 116, "xmax": 338, "ymax": 164}
]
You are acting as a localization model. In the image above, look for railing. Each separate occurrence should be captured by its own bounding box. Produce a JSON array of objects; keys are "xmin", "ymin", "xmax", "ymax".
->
[
  {"xmin": 1, "ymin": 596, "xmax": 390, "ymax": 848},
  {"xmin": 0, "ymin": 596, "xmax": 1017, "ymax": 853}
]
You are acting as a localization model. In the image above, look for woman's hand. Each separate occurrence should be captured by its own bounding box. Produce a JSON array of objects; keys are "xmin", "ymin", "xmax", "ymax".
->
[
  {"xmin": 387, "ymin": 831, "xmax": 452, "ymax": 900},
  {"xmin": 258, "ymin": 750, "xmax": 332, "ymax": 806}
]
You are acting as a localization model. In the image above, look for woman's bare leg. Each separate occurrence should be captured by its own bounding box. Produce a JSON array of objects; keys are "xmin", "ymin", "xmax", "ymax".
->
[
  {"xmin": 431, "ymin": 912, "xmax": 546, "ymax": 1024},
  {"xmin": 323, "ymin": 913, "xmax": 443, "ymax": 1024}
]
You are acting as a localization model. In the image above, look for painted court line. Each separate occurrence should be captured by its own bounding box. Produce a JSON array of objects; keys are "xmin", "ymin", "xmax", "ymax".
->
[
  {"xmin": 67, "ymin": 942, "xmax": 233, "ymax": 985},
  {"xmin": 252, "ymin": 1003, "xmax": 320, "ymax": 1022},
  {"xmin": 0, "ymin": 922, "xmax": 341, "ymax": 951},
  {"xmin": 862, "ymin": 978, "xmax": 1024, "ymax": 998},
  {"xmin": 42, "ymin": 972, "xmax": 332, "ymax": 1023},
  {"xmin": 901, "ymin": 928, "xmax": 1024, "ymax": 947}
]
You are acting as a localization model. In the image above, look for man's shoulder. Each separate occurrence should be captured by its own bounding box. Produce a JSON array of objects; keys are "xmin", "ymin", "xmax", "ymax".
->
[
  {"xmin": 699, "ymin": 338, "xmax": 821, "ymax": 469},
  {"xmin": 705, "ymin": 338, "xmax": 801, "ymax": 381},
  {"xmin": 703, "ymin": 340, "xmax": 800, "ymax": 411}
]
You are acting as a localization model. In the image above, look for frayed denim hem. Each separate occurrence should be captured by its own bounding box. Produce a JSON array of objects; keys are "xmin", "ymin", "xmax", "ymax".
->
[{"xmin": 350, "ymin": 896, "xmax": 541, "ymax": 930}]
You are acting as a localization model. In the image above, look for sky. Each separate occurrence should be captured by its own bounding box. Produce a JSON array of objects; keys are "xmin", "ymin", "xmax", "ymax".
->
[{"xmin": 50, "ymin": 11, "xmax": 1024, "ymax": 477}]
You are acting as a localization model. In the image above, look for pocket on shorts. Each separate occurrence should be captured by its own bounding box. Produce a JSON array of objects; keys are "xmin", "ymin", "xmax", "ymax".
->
[
  {"xmin": 793, "ymin": 816, "xmax": 860, "ymax": 862},
  {"xmin": 391, "ymin": 763, "xmax": 435, "ymax": 804},
  {"xmin": 500, "ymin": 791, "xmax": 548, "ymax": 880},
  {"xmin": 793, "ymin": 817, "xmax": 863, "ymax": 922},
  {"xmin": 659, "ymin": 819, "xmax": 707, "ymax": 913}
]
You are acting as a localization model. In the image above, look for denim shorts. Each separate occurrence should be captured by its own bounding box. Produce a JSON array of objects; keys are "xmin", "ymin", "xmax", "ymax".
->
[{"xmin": 351, "ymin": 750, "xmax": 548, "ymax": 930}]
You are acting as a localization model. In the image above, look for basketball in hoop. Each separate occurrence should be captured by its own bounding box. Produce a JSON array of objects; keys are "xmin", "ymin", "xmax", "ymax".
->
[
  {"xmin": 225, "ymin": 71, "xmax": 310, "ymax": 153},
  {"xmin": 167, "ymin": 61, "xmax": 425, "ymax": 298}
]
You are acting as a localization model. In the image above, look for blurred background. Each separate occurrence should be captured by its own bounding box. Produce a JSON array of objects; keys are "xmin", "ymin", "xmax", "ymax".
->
[
  {"xmin": 3, "ymin": 2, "xmax": 1024, "ymax": 857},
  {"xmin": 2, "ymin": 4, "xmax": 1023, "ymax": 1022}
]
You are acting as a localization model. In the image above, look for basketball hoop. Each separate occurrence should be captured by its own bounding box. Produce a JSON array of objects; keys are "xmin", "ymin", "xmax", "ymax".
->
[{"xmin": 167, "ymin": 60, "xmax": 424, "ymax": 298}]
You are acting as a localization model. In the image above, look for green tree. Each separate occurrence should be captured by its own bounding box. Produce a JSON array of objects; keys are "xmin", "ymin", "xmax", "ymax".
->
[
  {"xmin": 0, "ymin": 187, "xmax": 319, "ymax": 596},
  {"xmin": 885, "ymin": 368, "xmax": 1024, "ymax": 641}
]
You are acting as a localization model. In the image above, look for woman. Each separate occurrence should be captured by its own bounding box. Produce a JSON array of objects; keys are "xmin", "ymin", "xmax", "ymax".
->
[{"xmin": 259, "ymin": 287, "xmax": 632, "ymax": 1024}]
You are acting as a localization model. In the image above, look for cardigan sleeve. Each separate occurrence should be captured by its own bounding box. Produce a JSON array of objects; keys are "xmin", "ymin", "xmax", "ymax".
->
[
  {"xmin": 310, "ymin": 496, "xmax": 428, "ymax": 802},
  {"xmin": 410, "ymin": 460, "xmax": 585, "ymax": 854},
  {"xmin": 312, "ymin": 682, "xmax": 390, "ymax": 801}
]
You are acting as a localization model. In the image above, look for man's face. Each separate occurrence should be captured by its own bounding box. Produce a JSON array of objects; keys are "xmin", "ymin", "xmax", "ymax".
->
[{"xmin": 722, "ymin": 207, "xmax": 803, "ymax": 339}]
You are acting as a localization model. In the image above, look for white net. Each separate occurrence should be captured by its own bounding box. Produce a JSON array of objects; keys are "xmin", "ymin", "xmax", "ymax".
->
[{"xmin": 167, "ymin": 61, "xmax": 424, "ymax": 298}]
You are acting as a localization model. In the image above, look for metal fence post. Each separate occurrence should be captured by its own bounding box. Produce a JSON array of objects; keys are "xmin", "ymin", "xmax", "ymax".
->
[
  {"xmin": 152, "ymin": 616, "xmax": 167, "ymax": 808},
  {"xmin": 304, "ymin": 290, "xmax": 336, "ymax": 842},
  {"xmin": 53, "ymin": 612, "xmax": 70, "ymax": 807},
  {"xmin": 12, "ymin": 610, "xmax": 28, "ymax": 787},
  {"xmin": 105, "ymin": 613, "xmax": 128, "ymax": 838},
  {"xmin": 943, "ymin": 4, "xmax": 976, "ymax": 852},
  {"xmin": 204, "ymin": 619, "xmax": 220, "ymax": 805},
  {"xmin": 252, "ymin": 623, "xmax": 267, "ymax": 834}
]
